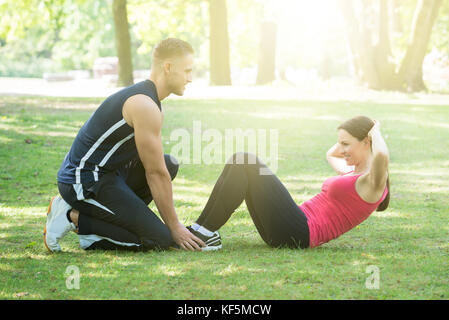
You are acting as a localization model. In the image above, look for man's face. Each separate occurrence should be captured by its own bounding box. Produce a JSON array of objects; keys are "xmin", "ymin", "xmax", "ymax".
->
[{"xmin": 165, "ymin": 54, "xmax": 193, "ymax": 96}]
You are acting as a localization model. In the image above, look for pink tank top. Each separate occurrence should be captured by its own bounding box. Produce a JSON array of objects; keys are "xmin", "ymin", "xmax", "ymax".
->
[{"xmin": 299, "ymin": 173, "xmax": 388, "ymax": 248}]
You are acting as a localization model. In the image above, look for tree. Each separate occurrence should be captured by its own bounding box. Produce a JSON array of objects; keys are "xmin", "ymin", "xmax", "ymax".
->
[
  {"xmin": 431, "ymin": 0, "xmax": 449, "ymax": 56},
  {"xmin": 339, "ymin": 0, "xmax": 442, "ymax": 92},
  {"xmin": 256, "ymin": 20, "xmax": 277, "ymax": 85},
  {"xmin": 112, "ymin": 0, "xmax": 134, "ymax": 86},
  {"xmin": 209, "ymin": 0, "xmax": 231, "ymax": 85},
  {"xmin": 398, "ymin": 0, "xmax": 443, "ymax": 91}
]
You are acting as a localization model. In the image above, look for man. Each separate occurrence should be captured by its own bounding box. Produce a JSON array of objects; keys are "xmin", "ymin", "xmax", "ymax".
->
[{"xmin": 44, "ymin": 38, "xmax": 214, "ymax": 252}]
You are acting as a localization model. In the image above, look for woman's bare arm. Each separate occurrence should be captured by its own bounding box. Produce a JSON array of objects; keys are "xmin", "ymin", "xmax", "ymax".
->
[
  {"xmin": 367, "ymin": 121, "xmax": 389, "ymax": 190},
  {"xmin": 326, "ymin": 143, "xmax": 354, "ymax": 175}
]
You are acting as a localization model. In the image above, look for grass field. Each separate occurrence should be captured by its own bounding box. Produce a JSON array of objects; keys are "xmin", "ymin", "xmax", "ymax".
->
[{"xmin": 0, "ymin": 94, "xmax": 448, "ymax": 299}]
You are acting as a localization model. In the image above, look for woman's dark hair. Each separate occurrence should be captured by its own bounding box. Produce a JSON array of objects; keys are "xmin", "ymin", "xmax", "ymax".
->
[{"xmin": 338, "ymin": 116, "xmax": 390, "ymax": 211}]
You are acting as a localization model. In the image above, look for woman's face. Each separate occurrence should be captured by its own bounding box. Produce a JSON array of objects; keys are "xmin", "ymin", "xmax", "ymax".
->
[{"xmin": 337, "ymin": 129, "xmax": 371, "ymax": 166}]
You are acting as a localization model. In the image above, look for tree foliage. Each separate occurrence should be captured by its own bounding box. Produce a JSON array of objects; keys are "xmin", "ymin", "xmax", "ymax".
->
[
  {"xmin": 0, "ymin": 0, "xmax": 115, "ymax": 77},
  {"xmin": 127, "ymin": 0, "xmax": 208, "ymax": 74},
  {"xmin": 0, "ymin": 0, "xmax": 447, "ymax": 91}
]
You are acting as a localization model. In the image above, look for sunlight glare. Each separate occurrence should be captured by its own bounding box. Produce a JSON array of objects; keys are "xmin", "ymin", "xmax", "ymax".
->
[{"xmin": 273, "ymin": 0, "xmax": 344, "ymax": 55}]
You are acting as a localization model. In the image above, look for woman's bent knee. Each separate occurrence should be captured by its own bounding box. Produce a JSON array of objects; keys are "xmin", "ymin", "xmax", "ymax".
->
[
  {"xmin": 164, "ymin": 154, "xmax": 179, "ymax": 180},
  {"xmin": 227, "ymin": 152, "xmax": 258, "ymax": 165}
]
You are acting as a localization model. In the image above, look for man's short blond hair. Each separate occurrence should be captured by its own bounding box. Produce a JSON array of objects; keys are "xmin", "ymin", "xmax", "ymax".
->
[{"xmin": 152, "ymin": 38, "xmax": 194, "ymax": 68}]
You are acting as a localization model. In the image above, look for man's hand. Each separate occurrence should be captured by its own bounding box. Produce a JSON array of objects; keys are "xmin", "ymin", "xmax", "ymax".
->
[{"xmin": 171, "ymin": 223, "xmax": 206, "ymax": 251}]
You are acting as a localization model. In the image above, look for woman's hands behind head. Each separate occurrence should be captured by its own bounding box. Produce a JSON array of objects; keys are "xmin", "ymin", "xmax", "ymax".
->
[{"xmin": 367, "ymin": 120, "xmax": 381, "ymax": 141}]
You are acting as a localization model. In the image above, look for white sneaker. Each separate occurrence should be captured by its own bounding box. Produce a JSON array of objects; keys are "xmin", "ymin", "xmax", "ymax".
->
[
  {"xmin": 43, "ymin": 196, "xmax": 76, "ymax": 252},
  {"xmin": 187, "ymin": 226, "xmax": 222, "ymax": 251}
]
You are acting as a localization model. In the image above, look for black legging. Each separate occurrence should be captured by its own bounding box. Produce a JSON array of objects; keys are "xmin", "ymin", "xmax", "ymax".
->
[
  {"xmin": 196, "ymin": 152, "xmax": 310, "ymax": 249},
  {"xmin": 58, "ymin": 154, "xmax": 179, "ymax": 251}
]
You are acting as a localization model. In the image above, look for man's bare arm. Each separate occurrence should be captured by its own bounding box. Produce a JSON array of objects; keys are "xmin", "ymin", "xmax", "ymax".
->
[{"xmin": 123, "ymin": 94, "xmax": 205, "ymax": 251}]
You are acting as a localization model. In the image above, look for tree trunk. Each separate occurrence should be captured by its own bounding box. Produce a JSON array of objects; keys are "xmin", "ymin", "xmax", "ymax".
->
[
  {"xmin": 209, "ymin": 0, "xmax": 231, "ymax": 85},
  {"xmin": 256, "ymin": 20, "xmax": 277, "ymax": 85},
  {"xmin": 112, "ymin": 0, "xmax": 134, "ymax": 86},
  {"xmin": 340, "ymin": 0, "xmax": 380, "ymax": 88},
  {"xmin": 398, "ymin": 0, "xmax": 442, "ymax": 91},
  {"xmin": 390, "ymin": 0, "xmax": 402, "ymax": 35},
  {"xmin": 339, "ymin": 0, "xmax": 441, "ymax": 92},
  {"xmin": 373, "ymin": 0, "xmax": 398, "ymax": 89}
]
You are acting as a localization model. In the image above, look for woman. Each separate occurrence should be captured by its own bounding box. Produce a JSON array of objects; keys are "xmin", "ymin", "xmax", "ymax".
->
[{"xmin": 189, "ymin": 116, "xmax": 390, "ymax": 250}]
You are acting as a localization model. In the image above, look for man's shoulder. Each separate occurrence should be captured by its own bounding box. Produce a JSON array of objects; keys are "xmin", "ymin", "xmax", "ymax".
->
[
  {"xmin": 124, "ymin": 94, "xmax": 160, "ymax": 114},
  {"xmin": 103, "ymin": 80, "xmax": 160, "ymax": 108},
  {"xmin": 123, "ymin": 93, "xmax": 162, "ymax": 130}
]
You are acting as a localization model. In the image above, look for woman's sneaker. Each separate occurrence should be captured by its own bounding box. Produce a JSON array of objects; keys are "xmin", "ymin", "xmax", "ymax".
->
[
  {"xmin": 43, "ymin": 196, "xmax": 76, "ymax": 253},
  {"xmin": 187, "ymin": 226, "xmax": 222, "ymax": 251}
]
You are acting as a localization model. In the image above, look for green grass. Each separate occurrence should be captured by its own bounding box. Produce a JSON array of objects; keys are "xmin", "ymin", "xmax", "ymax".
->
[{"xmin": 0, "ymin": 94, "xmax": 448, "ymax": 299}]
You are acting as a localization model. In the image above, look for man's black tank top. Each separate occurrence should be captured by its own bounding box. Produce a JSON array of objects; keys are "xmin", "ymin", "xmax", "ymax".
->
[{"xmin": 57, "ymin": 80, "xmax": 161, "ymax": 189}]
